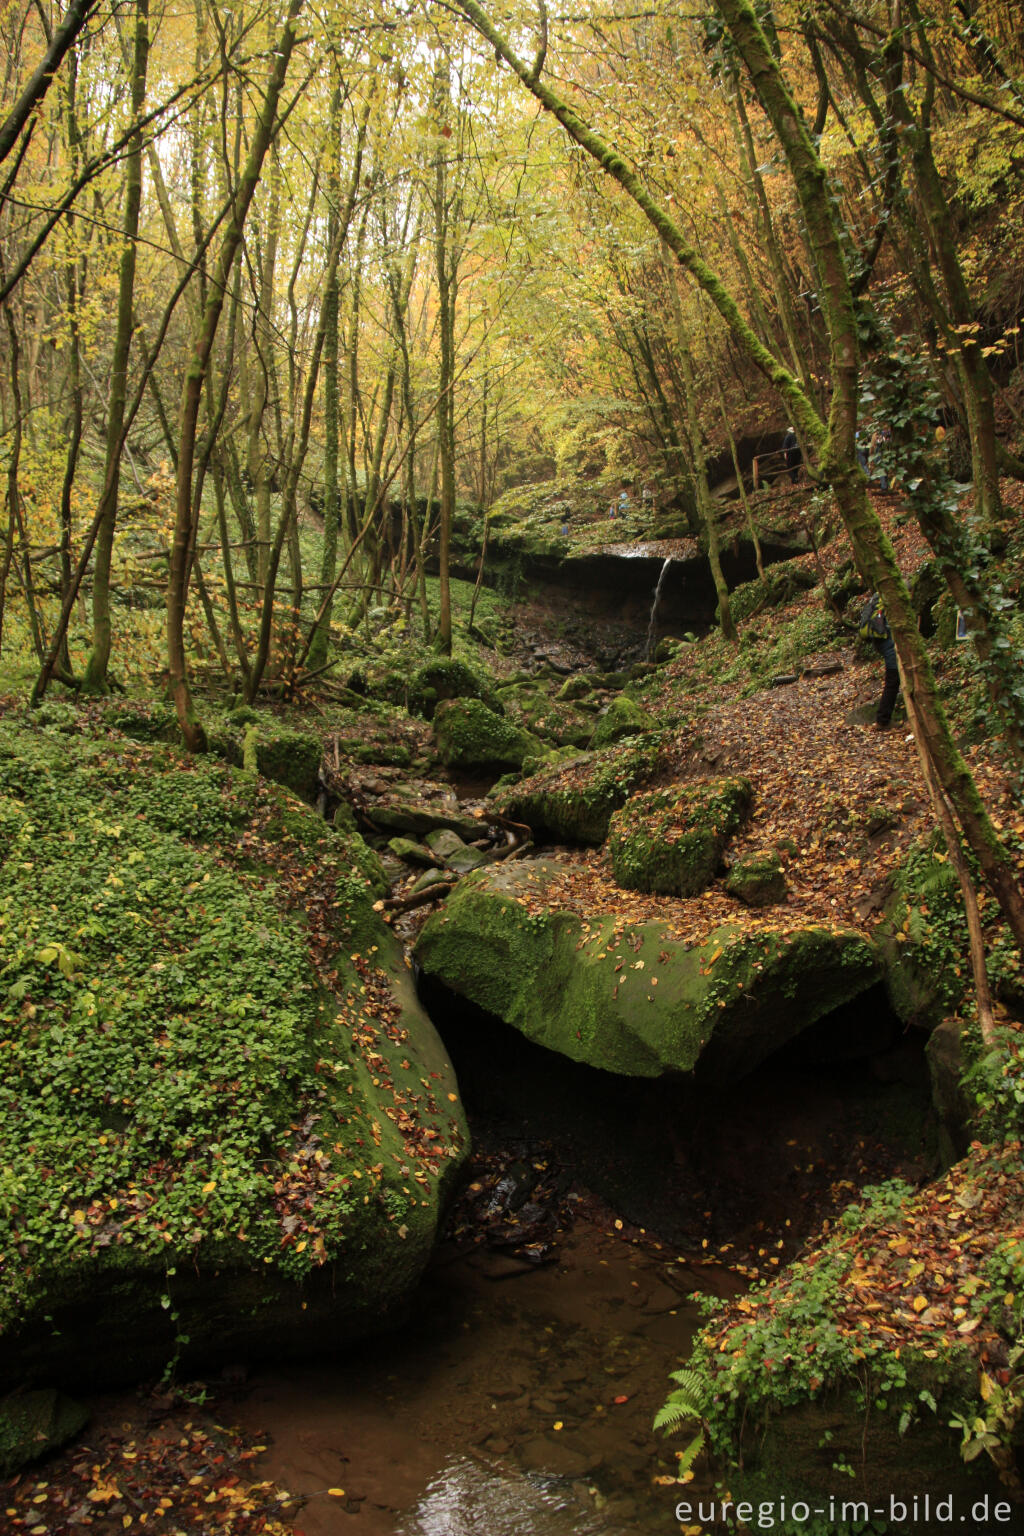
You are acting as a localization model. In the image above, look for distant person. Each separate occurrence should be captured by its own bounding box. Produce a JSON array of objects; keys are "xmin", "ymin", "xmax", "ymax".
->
[
  {"xmin": 856, "ymin": 429, "xmax": 869, "ymax": 476},
  {"xmin": 781, "ymin": 426, "xmax": 801, "ymax": 483},
  {"xmin": 870, "ymin": 428, "xmax": 890, "ymax": 492},
  {"xmin": 858, "ymin": 592, "xmax": 900, "ymax": 730}
]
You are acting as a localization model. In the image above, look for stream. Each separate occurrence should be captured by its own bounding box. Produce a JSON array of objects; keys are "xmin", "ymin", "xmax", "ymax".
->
[{"xmin": 231, "ymin": 1184, "xmax": 732, "ymax": 1536}]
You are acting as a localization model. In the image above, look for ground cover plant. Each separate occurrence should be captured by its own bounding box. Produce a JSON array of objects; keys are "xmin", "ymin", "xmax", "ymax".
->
[{"xmin": 0, "ymin": 710, "xmax": 466, "ymax": 1370}]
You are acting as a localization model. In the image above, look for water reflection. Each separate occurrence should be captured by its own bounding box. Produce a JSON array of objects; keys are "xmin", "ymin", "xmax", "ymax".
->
[{"xmin": 396, "ymin": 1455, "xmax": 613, "ymax": 1536}]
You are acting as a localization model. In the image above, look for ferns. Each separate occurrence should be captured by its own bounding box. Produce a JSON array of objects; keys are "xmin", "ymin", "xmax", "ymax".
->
[{"xmin": 653, "ymin": 1367, "xmax": 708, "ymax": 1474}]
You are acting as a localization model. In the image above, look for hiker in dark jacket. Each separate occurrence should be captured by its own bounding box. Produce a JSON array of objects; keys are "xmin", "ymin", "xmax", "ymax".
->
[
  {"xmin": 859, "ymin": 593, "xmax": 900, "ymax": 729},
  {"xmin": 781, "ymin": 426, "xmax": 801, "ymax": 483}
]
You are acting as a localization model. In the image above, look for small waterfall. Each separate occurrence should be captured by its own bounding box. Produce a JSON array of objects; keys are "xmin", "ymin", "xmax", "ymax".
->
[{"xmin": 644, "ymin": 558, "xmax": 672, "ymax": 659}]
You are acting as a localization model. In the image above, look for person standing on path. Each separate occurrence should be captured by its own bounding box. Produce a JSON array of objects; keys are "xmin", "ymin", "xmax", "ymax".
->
[
  {"xmin": 781, "ymin": 426, "xmax": 801, "ymax": 483},
  {"xmin": 859, "ymin": 593, "xmax": 900, "ymax": 729}
]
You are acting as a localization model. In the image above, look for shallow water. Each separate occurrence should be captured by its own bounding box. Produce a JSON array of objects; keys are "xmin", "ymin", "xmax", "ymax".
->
[
  {"xmin": 234, "ymin": 1218, "xmax": 730, "ymax": 1535},
  {"xmin": 395, "ymin": 1456, "xmax": 613, "ymax": 1536}
]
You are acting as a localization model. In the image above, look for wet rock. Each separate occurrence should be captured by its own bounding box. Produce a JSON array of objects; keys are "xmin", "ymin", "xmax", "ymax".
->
[
  {"xmin": 411, "ymin": 867, "xmax": 456, "ymax": 896},
  {"xmin": 387, "ymin": 836, "xmax": 439, "ymax": 866},
  {"xmin": 366, "ymin": 798, "xmax": 483, "ymax": 841},
  {"xmin": 519, "ymin": 1435, "xmax": 596, "ymax": 1479},
  {"xmin": 416, "ymin": 858, "xmax": 881, "ymax": 1080}
]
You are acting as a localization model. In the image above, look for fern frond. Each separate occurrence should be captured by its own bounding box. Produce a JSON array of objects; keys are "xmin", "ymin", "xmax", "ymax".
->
[{"xmin": 676, "ymin": 1428, "xmax": 705, "ymax": 1473}]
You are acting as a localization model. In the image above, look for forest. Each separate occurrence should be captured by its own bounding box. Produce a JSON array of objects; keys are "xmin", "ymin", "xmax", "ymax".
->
[{"xmin": 2, "ymin": 0, "xmax": 1024, "ymax": 1532}]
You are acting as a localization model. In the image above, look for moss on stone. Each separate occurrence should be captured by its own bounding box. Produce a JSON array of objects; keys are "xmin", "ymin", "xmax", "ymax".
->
[
  {"xmin": 207, "ymin": 715, "xmax": 322, "ymax": 802},
  {"xmin": 608, "ymin": 777, "xmax": 752, "ymax": 896},
  {"xmin": 725, "ymin": 852, "xmax": 788, "ymax": 907},
  {"xmin": 876, "ymin": 834, "xmax": 968, "ymax": 1028},
  {"xmin": 432, "ymin": 697, "xmax": 539, "ymax": 771},
  {"xmin": 0, "ymin": 1389, "xmax": 88, "ymax": 1475},
  {"xmin": 591, "ymin": 695, "xmax": 655, "ymax": 748},
  {"xmin": 410, "ymin": 657, "xmax": 502, "ymax": 719},
  {"xmin": 0, "ymin": 718, "xmax": 467, "ymax": 1390},
  {"xmin": 494, "ymin": 736, "xmax": 666, "ymax": 844},
  {"xmin": 415, "ymin": 860, "xmax": 880, "ymax": 1080}
]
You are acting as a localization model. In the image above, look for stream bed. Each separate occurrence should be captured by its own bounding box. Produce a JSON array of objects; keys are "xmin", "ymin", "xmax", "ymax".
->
[{"xmin": 232, "ymin": 1202, "xmax": 731, "ymax": 1536}]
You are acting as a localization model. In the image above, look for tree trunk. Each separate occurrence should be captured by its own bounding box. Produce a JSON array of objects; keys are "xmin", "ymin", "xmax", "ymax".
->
[
  {"xmin": 82, "ymin": 0, "xmax": 149, "ymax": 692},
  {"xmin": 166, "ymin": 0, "xmax": 304, "ymax": 751}
]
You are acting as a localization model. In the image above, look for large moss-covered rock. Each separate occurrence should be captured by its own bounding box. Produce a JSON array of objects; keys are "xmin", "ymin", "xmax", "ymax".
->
[
  {"xmin": 410, "ymin": 657, "xmax": 502, "ymax": 719},
  {"xmin": 502, "ymin": 686, "xmax": 593, "ymax": 748},
  {"xmin": 207, "ymin": 714, "xmax": 322, "ymax": 802},
  {"xmin": 591, "ymin": 694, "xmax": 655, "ymax": 748},
  {"xmin": 876, "ymin": 835, "xmax": 968, "ymax": 1028},
  {"xmin": 432, "ymin": 697, "xmax": 539, "ymax": 771},
  {"xmin": 415, "ymin": 860, "xmax": 880, "ymax": 1079},
  {"xmin": 686, "ymin": 1148, "xmax": 1021, "ymax": 1532},
  {"xmin": 0, "ymin": 717, "xmax": 468, "ymax": 1393},
  {"xmin": 494, "ymin": 737, "xmax": 666, "ymax": 844},
  {"xmin": 608, "ymin": 777, "xmax": 752, "ymax": 896}
]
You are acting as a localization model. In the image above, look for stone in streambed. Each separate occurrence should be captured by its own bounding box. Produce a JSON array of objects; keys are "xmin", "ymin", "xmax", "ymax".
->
[{"xmin": 433, "ymin": 698, "xmax": 541, "ymax": 772}]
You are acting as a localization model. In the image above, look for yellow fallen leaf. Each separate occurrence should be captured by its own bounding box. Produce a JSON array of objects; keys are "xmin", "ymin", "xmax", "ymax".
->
[
  {"xmin": 553, "ymin": 1421, "xmax": 563, "ymax": 1431},
  {"xmin": 328, "ymin": 1488, "xmax": 346, "ymax": 1497},
  {"xmin": 911, "ymin": 1295, "xmax": 928, "ymax": 1313}
]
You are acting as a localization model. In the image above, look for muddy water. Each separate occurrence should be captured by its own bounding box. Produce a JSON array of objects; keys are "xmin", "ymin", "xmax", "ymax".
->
[{"xmin": 235, "ymin": 1220, "xmax": 733, "ymax": 1536}]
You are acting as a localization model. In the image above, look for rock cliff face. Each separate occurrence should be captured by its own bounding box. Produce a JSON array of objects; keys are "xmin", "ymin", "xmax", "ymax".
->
[
  {"xmin": 415, "ymin": 860, "xmax": 881, "ymax": 1081},
  {"xmin": 0, "ymin": 717, "xmax": 468, "ymax": 1393}
]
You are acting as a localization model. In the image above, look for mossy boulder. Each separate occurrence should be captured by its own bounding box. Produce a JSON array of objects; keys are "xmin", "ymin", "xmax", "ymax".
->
[
  {"xmin": 688, "ymin": 1150, "xmax": 1020, "ymax": 1531},
  {"xmin": 494, "ymin": 737, "xmax": 666, "ymax": 844},
  {"xmin": 0, "ymin": 1389, "xmax": 88, "ymax": 1475},
  {"xmin": 207, "ymin": 715, "xmax": 322, "ymax": 802},
  {"xmin": 410, "ymin": 657, "xmax": 502, "ymax": 719},
  {"xmin": 725, "ymin": 852, "xmax": 788, "ymax": 907},
  {"xmin": 432, "ymin": 697, "xmax": 540, "ymax": 771},
  {"xmin": 504, "ymin": 688, "xmax": 593, "ymax": 748},
  {"xmin": 415, "ymin": 859, "xmax": 880, "ymax": 1080},
  {"xmin": 556, "ymin": 675, "xmax": 594, "ymax": 702},
  {"xmin": 608, "ymin": 777, "xmax": 752, "ymax": 896},
  {"xmin": 876, "ymin": 835, "xmax": 968, "ymax": 1028},
  {"xmin": 0, "ymin": 717, "xmax": 468, "ymax": 1392},
  {"xmin": 591, "ymin": 695, "xmax": 654, "ymax": 747}
]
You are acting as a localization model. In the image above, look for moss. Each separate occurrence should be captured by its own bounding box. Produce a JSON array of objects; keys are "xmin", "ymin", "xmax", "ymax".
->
[
  {"xmin": 505, "ymin": 689, "xmax": 593, "ymax": 748},
  {"xmin": 0, "ymin": 1389, "xmax": 88, "ymax": 1475},
  {"xmin": 495, "ymin": 736, "xmax": 667, "ymax": 844},
  {"xmin": 432, "ymin": 697, "xmax": 539, "ymax": 771},
  {"xmin": 415, "ymin": 860, "xmax": 880, "ymax": 1080},
  {"xmin": 725, "ymin": 852, "xmax": 788, "ymax": 907},
  {"xmin": 608, "ymin": 777, "xmax": 752, "ymax": 896},
  {"xmin": 876, "ymin": 833, "xmax": 968, "ymax": 1028},
  {"xmin": 207, "ymin": 715, "xmax": 322, "ymax": 802},
  {"xmin": 556, "ymin": 675, "xmax": 594, "ymax": 702},
  {"xmin": 728, "ymin": 558, "xmax": 818, "ymax": 625},
  {"xmin": 0, "ymin": 717, "xmax": 467, "ymax": 1387},
  {"xmin": 410, "ymin": 657, "xmax": 502, "ymax": 719},
  {"xmin": 591, "ymin": 694, "xmax": 655, "ymax": 748}
]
